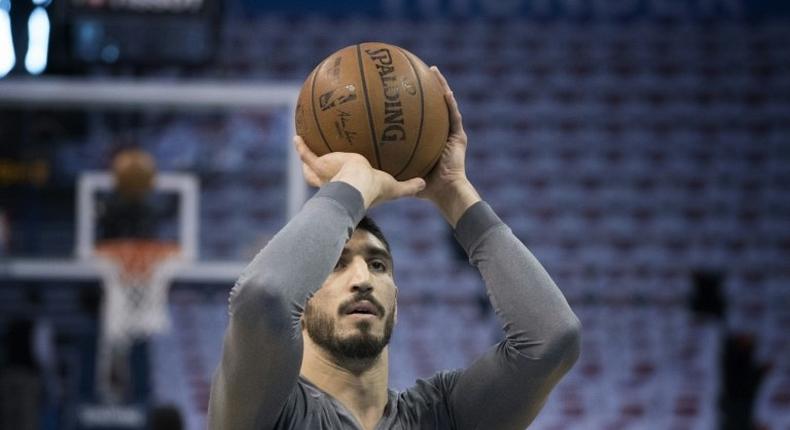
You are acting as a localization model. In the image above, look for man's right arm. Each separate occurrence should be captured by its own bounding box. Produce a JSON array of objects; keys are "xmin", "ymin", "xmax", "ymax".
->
[
  {"xmin": 208, "ymin": 136, "xmax": 425, "ymax": 429},
  {"xmin": 207, "ymin": 182, "xmax": 366, "ymax": 430}
]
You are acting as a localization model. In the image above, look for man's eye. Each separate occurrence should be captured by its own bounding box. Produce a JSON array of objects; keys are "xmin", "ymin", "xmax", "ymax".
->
[{"xmin": 370, "ymin": 260, "xmax": 387, "ymax": 272}]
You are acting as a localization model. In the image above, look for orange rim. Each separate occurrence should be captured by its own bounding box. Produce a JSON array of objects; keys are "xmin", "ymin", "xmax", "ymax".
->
[{"xmin": 95, "ymin": 239, "xmax": 181, "ymax": 282}]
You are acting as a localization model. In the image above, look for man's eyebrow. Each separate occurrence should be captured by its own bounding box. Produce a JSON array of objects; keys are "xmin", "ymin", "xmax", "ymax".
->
[
  {"xmin": 364, "ymin": 245, "xmax": 392, "ymax": 262},
  {"xmin": 340, "ymin": 245, "xmax": 392, "ymax": 262}
]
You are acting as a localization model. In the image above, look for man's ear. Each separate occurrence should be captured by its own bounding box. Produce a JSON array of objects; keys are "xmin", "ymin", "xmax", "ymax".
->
[
  {"xmin": 394, "ymin": 287, "xmax": 399, "ymax": 325},
  {"xmin": 300, "ymin": 300, "xmax": 308, "ymax": 329}
]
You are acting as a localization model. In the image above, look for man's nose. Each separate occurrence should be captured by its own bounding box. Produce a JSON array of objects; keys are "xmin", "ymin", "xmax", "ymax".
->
[{"xmin": 347, "ymin": 257, "xmax": 372, "ymax": 292}]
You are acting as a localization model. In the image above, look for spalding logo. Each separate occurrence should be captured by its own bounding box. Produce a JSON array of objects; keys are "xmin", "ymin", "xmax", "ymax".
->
[{"xmin": 364, "ymin": 47, "xmax": 417, "ymax": 145}]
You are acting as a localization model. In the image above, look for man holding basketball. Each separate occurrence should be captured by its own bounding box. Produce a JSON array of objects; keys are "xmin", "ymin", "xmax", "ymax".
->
[{"xmin": 208, "ymin": 68, "xmax": 581, "ymax": 429}]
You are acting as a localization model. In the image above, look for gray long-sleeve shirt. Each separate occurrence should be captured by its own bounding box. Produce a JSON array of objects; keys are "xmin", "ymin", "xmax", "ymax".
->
[{"xmin": 208, "ymin": 182, "xmax": 581, "ymax": 429}]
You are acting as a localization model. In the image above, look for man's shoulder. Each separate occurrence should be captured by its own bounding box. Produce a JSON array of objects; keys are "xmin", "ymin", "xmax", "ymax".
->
[
  {"xmin": 401, "ymin": 369, "xmax": 462, "ymax": 395},
  {"xmin": 389, "ymin": 370, "xmax": 463, "ymax": 427},
  {"xmin": 397, "ymin": 370, "xmax": 463, "ymax": 411},
  {"xmin": 290, "ymin": 376, "xmax": 338, "ymax": 410},
  {"xmin": 271, "ymin": 378, "xmax": 353, "ymax": 428},
  {"xmin": 291, "ymin": 372, "xmax": 462, "ymax": 410},
  {"xmin": 276, "ymin": 372, "xmax": 464, "ymax": 428}
]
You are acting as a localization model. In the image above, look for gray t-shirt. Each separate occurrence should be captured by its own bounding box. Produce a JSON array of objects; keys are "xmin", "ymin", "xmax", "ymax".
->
[{"xmin": 208, "ymin": 182, "xmax": 581, "ymax": 429}]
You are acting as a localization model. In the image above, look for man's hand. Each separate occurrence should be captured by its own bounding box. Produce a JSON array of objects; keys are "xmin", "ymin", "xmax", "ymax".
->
[
  {"xmin": 417, "ymin": 66, "xmax": 481, "ymax": 227},
  {"xmin": 295, "ymin": 136, "xmax": 426, "ymax": 209}
]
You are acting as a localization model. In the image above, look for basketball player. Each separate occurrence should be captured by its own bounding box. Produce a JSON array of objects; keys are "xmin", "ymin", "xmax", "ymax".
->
[{"xmin": 208, "ymin": 67, "xmax": 581, "ymax": 429}]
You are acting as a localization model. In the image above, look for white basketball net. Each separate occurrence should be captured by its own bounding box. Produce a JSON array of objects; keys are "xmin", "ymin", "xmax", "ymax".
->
[{"xmin": 93, "ymin": 240, "xmax": 183, "ymax": 402}]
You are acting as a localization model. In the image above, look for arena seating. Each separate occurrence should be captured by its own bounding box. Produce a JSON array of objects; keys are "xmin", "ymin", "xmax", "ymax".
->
[
  {"xmin": 6, "ymin": 14, "xmax": 781, "ymax": 429},
  {"xmin": 138, "ymin": 17, "xmax": 790, "ymax": 429}
]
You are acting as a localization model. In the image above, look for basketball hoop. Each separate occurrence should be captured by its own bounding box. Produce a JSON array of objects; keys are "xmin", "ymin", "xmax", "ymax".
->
[
  {"xmin": 93, "ymin": 239, "xmax": 183, "ymax": 402},
  {"xmin": 95, "ymin": 239, "xmax": 179, "ymax": 283}
]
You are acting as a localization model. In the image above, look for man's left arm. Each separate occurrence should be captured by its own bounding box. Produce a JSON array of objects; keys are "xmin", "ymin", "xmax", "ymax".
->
[
  {"xmin": 444, "ymin": 185, "xmax": 581, "ymax": 429},
  {"xmin": 419, "ymin": 67, "xmax": 580, "ymax": 429}
]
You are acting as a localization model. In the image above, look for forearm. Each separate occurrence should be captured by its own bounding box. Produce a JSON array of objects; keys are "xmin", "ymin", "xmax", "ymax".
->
[
  {"xmin": 430, "ymin": 178, "xmax": 481, "ymax": 228},
  {"xmin": 455, "ymin": 201, "xmax": 581, "ymax": 364},
  {"xmin": 448, "ymin": 201, "xmax": 581, "ymax": 429},
  {"xmin": 230, "ymin": 182, "xmax": 365, "ymax": 316},
  {"xmin": 209, "ymin": 181, "xmax": 366, "ymax": 428}
]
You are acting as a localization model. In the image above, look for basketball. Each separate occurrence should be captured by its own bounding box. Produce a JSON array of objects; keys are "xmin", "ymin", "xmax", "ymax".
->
[
  {"xmin": 295, "ymin": 42, "xmax": 449, "ymax": 180},
  {"xmin": 112, "ymin": 148, "xmax": 157, "ymax": 200}
]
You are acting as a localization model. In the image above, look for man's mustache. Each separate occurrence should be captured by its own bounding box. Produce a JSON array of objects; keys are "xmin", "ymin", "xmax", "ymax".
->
[{"xmin": 338, "ymin": 289, "xmax": 386, "ymax": 317}]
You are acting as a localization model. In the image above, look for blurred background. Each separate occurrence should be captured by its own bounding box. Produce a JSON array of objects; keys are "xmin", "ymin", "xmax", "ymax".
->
[{"xmin": 0, "ymin": 0, "xmax": 789, "ymax": 429}]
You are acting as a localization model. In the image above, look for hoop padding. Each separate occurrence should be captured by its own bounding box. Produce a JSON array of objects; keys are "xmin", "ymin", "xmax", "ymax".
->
[{"xmin": 94, "ymin": 240, "xmax": 183, "ymax": 346}]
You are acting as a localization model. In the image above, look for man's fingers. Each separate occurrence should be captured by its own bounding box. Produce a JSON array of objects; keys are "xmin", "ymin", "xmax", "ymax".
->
[
  {"xmin": 445, "ymin": 90, "xmax": 464, "ymax": 136},
  {"xmin": 430, "ymin": 65, "xmax": 450, "ymax": 92},
  {"xmin": 431, "ymin": 66, "xmax": 464, "ymax": 136},
  {"xmin": 294, "ymin": 135, "xmax": 319, "ymax": 168},
  {"xmin": 296, "ymin": 136, "xmax": 332, "ymax": 184},
  {"xmin": 301, "ymin": 163, "xmax": 322, "ymax": 187},
  {"xmin": 389, "ymin": 177, "xmax": 426, "ymax": 199}
]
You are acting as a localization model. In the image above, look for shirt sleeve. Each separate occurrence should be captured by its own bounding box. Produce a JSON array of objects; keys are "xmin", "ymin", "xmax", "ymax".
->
[
  {"xmin": 207, "ymin": 181, "xmax": 366, "ymax": 430},
  {"xmin": 447, "ymin": 201, "xmax": 582, "ymax": 430}
]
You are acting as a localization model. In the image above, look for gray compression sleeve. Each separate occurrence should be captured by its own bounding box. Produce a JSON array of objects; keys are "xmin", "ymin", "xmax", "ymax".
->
[
  {"xmin": 207, "ymin": 181, "xmax": 366, "ymax": 430},
  {"xmin": 448, "ymin": 201, "xmax": 581, "ymax": 430}
]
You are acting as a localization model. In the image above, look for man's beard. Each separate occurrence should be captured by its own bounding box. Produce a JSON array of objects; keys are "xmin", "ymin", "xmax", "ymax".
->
[{"xmin": 303, "ymin": 298, "xmax": 395, "ymax": 363}]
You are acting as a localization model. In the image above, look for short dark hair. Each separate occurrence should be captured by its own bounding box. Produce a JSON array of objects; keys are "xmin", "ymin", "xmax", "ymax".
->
[
  {"xmin": 356, "ymin": 216, "xmax": 391, "ymax": 255},
  {"xmin": 147, "ymin": 404, "xmax": 183, "ymax": 430}
]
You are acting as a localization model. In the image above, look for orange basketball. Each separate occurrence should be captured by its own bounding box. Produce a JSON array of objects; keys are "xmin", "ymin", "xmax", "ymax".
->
[
  {"xmin": 295, "ymin": 42, "xmax": 449, "ymax": 180},
  {"xmin": 112, "ymin": 148, "xmax": 156, "ymax": 200}
]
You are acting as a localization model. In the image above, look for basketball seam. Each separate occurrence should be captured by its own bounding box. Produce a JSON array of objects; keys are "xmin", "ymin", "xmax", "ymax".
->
[
  {"xmin": 395, "ymin": 48, "xmax": 425, "ymax": 179},
  {"xmin": 310, "ymin": 60, "xmax": 335, "ymax": 153},
  {"xmin": 356, "ymin": 44, "xmax": 382, "ymax": 170}
]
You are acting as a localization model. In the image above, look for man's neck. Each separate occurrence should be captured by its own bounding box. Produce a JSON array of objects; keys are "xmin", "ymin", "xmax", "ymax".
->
[{"xmin": 301, "ymin": 334, "xmax": 389, "ymax": 430}]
